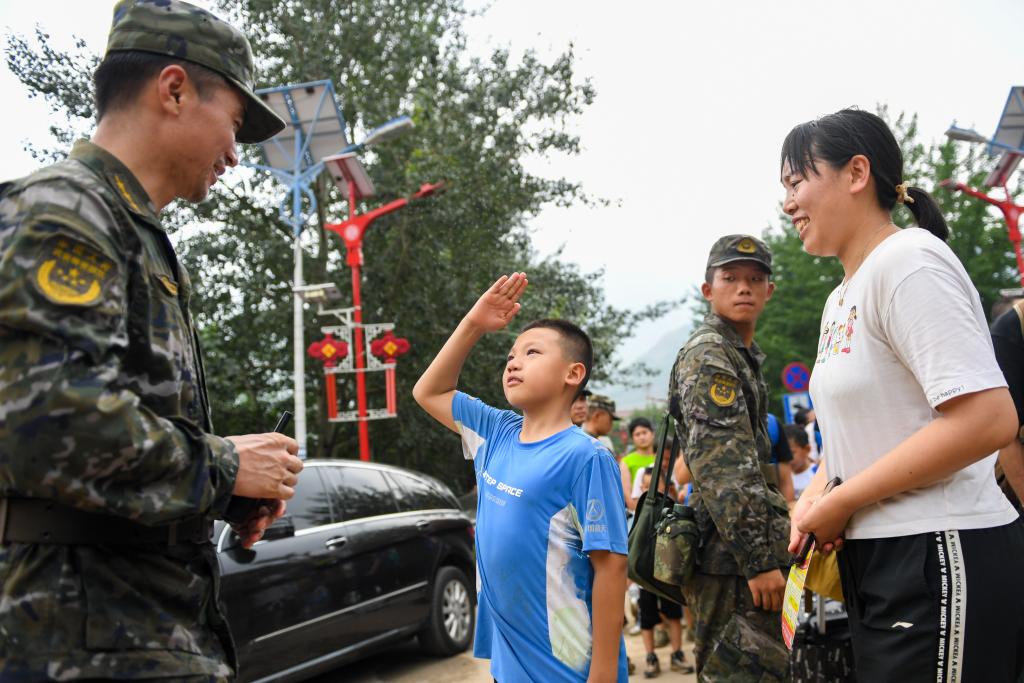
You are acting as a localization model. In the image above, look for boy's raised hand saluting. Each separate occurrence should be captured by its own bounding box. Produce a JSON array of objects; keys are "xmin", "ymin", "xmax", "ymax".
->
[{"xmin": 465, "ymin": 272, "xmax": 528, "ymax": 332}]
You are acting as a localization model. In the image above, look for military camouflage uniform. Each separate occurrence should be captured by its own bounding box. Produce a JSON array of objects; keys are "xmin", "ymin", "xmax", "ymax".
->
[
  {"xmin": 0, "ymin": 1, "xmax": 285, "ymax": 680},
  {"xmin": 668, "ymin": 236, "xmax": 792, "ymax": 681}
]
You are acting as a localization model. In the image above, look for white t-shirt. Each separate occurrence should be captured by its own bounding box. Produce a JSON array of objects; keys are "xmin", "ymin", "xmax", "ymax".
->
[
  {"xmin": 792, "ymin": 467, "xmax": 815, "ymax": 500},
  {"xmin": 631, "ymin": 467, "xmax": 679, "ymax": 501},
  {"xmin": 809, "ymin": 228, "xmax": 1017, "ymax": 539}
]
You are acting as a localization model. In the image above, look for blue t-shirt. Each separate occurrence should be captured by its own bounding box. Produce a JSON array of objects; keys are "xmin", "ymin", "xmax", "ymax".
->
[{"xmin": 453, "ymin": 391, "xmax": 629, "ymax": 683}]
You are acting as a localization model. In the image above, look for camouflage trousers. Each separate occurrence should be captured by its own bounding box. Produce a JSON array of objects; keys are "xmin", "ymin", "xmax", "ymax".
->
[{"xmin": 683, "ymin": 572, "xmax": 790, "ymax": 682}]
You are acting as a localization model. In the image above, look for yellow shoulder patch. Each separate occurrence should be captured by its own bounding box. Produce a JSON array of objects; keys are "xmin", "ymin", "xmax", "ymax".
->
[
  {"xmin": 155, "ymin": 274, "xmax": 179, "ymax": 296},
  {"xmin": 33, "ymin": 236, "xmax": 115, "ymax": 307},
  {"xmin": 737, "ymin": 238, "xmax": 756, "ymax": 254},
  {"xmin": 709, "ymin": 373, "xmax": 739, "ymax": 407}
]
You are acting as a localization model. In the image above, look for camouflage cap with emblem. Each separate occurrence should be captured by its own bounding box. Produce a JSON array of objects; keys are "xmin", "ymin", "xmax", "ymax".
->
[
  {"xmin": 707, "ymin": 234, "xmax": 773, "ymax": 274},
  {"xmin": 105, "ymin": 0, "xmax": 285, "ymax": 143},
  {"xmin": 589, "ymin": 394, "xmax": 620, "ymax": 420}
]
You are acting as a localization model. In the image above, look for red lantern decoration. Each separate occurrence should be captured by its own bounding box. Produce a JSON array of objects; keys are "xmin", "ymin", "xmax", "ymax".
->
[
  {"xmin": 308, "ymin": 333, "xmax": 349, "ymax": 419},
  {"xmin": 308, "ymin": 333, "xmax": 349, "ymax": 368},
  {"xmin": 370, "ymin": 331, "xmax": 410, "ymax": 363},
  {"xmin": 370, "ymin": 331, "xmax": 411, "ymax": 415}
]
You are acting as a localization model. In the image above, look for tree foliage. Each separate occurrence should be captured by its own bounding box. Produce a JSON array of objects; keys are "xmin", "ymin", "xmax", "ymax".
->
[
  {"xmin": 754, "ymin": 109, "xmax": 1021, "ymax": 410},
  {"xmin": 5, "ymin": 0, "xmax": 668, "ymax": 493}
]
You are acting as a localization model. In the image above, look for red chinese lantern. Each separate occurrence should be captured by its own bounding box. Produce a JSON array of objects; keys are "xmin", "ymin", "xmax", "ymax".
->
[
  {"xmin": 308, "ymin": 333, "xmax": 349, "ymax": 418},
  {"xmin": 370, "ymin": 331, "xmax": 411, "ymax": 414},
  {"xmin": 370, "ymin": 331, "xmax": 411, "ymax": 363}
]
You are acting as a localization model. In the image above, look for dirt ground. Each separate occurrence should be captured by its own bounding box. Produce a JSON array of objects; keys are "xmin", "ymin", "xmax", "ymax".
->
[{"xmin": 317, "ymin": 625, "xmax": 698, "ymax": 682}]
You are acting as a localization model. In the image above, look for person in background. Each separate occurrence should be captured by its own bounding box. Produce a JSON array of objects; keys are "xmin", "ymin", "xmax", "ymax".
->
[
  {"xmin": 635, "ymin": 467, "xmax": 694, "ymax": 678},
  {"xmin": 571, "ymin": 388, "xmax": 591, "ymax": 427},
  {"xmin": 794, "ymin": 406, "xmax": 821, "ymax": 463},
  {"xmin": 783, "ymin": 424, "xmax": 815, "ymax": 501},
  {"xmin": 621, "ymin": 417, "xmax": 656, "ymax": 511},
  {"xmin": 767, "ymin": 412, "xmax": 795, "ymax": 504},
  {"xmin": 583, "ymin": 394, "xmax": 619, "ymax": 458},
  {"xmin": 991, "ymin": 290, "xmax": 1024, "ymax": 510}
]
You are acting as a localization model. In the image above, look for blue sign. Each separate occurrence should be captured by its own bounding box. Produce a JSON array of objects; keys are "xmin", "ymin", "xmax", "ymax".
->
[
  {"xmin": 782, "ymin": 362, "xmax": 811, "ymax": 393},
  {"xmin": 782, "ymin": 392, "xmax": 812, "ymax": 424}
]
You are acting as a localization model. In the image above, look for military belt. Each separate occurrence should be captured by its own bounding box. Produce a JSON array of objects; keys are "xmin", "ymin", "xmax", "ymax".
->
[
  {"xmin": 761, "ymin": 463, "xmax": 779, "ymax": 488},
  {"xmin": 0, "ymin": 498, "xmax": 211, "ymax": 545}
]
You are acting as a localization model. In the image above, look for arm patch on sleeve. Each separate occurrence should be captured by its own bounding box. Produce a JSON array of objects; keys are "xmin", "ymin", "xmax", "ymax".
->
[
  {"xmin": 709, "ymin": 373, "xmax": 739, "ymax": 407},
  {"xmin": 32, "ymin": 235, "xmax": 116, "ymax": 307}
]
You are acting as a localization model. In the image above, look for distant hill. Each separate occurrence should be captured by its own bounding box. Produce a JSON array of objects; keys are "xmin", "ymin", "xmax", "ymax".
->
[{"xmin": 598, "ymin": 322, "xmax": 693, "ymax": 410}]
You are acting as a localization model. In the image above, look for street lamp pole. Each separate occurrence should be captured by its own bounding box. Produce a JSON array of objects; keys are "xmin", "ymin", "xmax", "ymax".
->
[
  {"xmin": 940, "ymin": 179, "xmax": 1024, "ymax": 285},
  {"xmin": 324, "ymin": 177, "xmax": 445, "ymax": 460}
]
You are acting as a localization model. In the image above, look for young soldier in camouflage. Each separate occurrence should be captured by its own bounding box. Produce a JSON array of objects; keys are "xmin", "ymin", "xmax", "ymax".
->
[
  {"xmin": 667, "ymin": 235, "xmax": 792, "ymax": 681},
  {"xmin": 0, "ymin": 1, "xmax": 302, "ymax": 680}
]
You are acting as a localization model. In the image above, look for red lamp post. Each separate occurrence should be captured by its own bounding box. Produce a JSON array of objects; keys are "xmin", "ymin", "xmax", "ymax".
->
[
  {"xmin": 322, "ymin": 165, "xmax": 444, "ymax": 460},
  {"xmin": 940, "ymin": 180, "xmax": 1024, "ymax": 286}
]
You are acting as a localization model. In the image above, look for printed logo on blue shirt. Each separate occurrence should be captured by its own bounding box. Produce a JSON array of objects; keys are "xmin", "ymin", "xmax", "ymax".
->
[{"xmin": 586, "ymin": 499, "xmax": 604, "ymax": 522}]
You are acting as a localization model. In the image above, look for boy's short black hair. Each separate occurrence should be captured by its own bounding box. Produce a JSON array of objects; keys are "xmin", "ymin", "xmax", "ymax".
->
[
  {"xmin": 93, "ymin": 51, "xmax": 228, "ymax": 121},
  {"xmin": 521, "ymin": 318, "xmax": 593, "ymax": 398},
  {"xmin": 783, "ymin": 423, "xmax": 809, "ymax": 448},
  {"xmin": 628, "ymin": 416, "xmax": 653, "ymax": 436},
  {"xmin": 793, "ymin": 407, "xmax": 811, "ymax": 426}
]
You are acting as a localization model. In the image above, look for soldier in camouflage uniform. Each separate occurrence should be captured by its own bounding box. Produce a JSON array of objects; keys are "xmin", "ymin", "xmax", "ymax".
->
[
  {"xmin": 0, "ymin": 1, "xmax": 304, "ymax": 680},
  {"xmin": 668, "ymin": 235, "xmax": 792, "ymax": 681}
]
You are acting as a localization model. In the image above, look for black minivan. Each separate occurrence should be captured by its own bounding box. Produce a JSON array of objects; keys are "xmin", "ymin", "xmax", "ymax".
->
[{"xmin": 214, "ymin": 459, "xmax": 476, "ymax": 682}]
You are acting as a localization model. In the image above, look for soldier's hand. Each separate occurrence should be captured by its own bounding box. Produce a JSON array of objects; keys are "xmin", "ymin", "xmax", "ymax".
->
[
  {"xmin": 227, "ymin": 432, "xmax": 302, "ymax": 499},
  {"xmin": 747, "ymin": 569, "xmax": 786, "ymax": 611},
  {"xmin": 464, "ymin": 273, "xmax": 528, "ymax": 332},
  {"xmin": 232, "ymin": 500, "xmax": 287, "ymax": 549}
]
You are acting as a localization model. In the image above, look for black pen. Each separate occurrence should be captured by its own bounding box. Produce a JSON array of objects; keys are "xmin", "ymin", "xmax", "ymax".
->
[{"xmin": 273, "ymin": 411, "xmax": 293, "ymax": 434}]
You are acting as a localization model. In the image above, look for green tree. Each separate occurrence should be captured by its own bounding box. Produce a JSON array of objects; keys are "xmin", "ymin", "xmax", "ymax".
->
[
  {"xmin": 4, "ymin": 0, "xmax": 668, "ymax": 493},
  {"xmin": 754, "ymin": 109, "xmax": 1021, "ymax": 411}
]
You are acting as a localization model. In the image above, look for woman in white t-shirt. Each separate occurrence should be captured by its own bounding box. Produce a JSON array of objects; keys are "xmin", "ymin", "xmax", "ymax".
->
[{"xmin": 780, "ymin": 109, "xmax": 1024, "ymax": 682}]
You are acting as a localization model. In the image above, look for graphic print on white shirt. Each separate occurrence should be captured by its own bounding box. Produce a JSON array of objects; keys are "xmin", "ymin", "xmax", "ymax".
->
[{"xmin": 817, "ymin": 305, "xmax": 858, "ymax": 364}]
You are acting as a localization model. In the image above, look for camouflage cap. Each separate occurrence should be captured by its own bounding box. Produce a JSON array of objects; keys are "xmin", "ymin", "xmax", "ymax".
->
[
  {"xmin": 707, "ymin": 234, "xmax": 773, "ymax": 274},
  {"xmin": 589, "ymin": 394, "xmax": 620, "ymax": 420},
  {"xmin": 106, "ymin": 0, "xmax": 285, "ymax": 144}
]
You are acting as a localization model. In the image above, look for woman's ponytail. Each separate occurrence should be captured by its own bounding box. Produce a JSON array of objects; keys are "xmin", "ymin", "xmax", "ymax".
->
[{"xmin": 903, "ymin": 186, "xmax": 950, "ymax": 242}]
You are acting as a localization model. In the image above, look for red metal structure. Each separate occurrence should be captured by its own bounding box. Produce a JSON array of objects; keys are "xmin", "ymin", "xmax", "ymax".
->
[
  {"xmin": 307, "ymin": 333, "xmax": 349, "ymax": 419},
  {"xmin": 940, "ymin": 180, "xmax": 1024, "ymax": 286},
  {"xmin": 324, "ymin": 180, "xmax": 444, "ymax": 460}
]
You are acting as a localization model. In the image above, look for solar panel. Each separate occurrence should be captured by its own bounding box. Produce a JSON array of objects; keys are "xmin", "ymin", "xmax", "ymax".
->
[
  {"xmin": 323, "ymin": 152, "xmax": 376, "ymax": 200},
  {"xmin": 254, "ymin": 80, "xmax": 349, "ymax": 173},
  {"xmin": 985, "ymin": 86, "xmax": 1024, "ymax": 187}
]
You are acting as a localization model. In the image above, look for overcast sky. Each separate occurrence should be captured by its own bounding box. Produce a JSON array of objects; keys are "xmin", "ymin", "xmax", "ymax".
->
[{"xmin": 2, "ymin": 1, "xmax": 1022, "ymax": 366}]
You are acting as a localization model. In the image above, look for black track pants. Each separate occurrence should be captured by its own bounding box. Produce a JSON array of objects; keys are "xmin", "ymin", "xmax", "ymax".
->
[{"xmin": 838, "ymin": 519, "xmax": 1024, "ymax": 682}]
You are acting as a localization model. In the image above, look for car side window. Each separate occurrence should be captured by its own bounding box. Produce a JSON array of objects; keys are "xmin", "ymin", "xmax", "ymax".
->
[
  {"xmin": 284, "ymin": 468, "xmax": 335, "ymax": 532},
  {"xmin": 324, "ymin": 466, "xmax": 400, "ymax": 521},
  {"xmin": 388, "ymin": 471, "xmax": 455, "ymax": 512}
]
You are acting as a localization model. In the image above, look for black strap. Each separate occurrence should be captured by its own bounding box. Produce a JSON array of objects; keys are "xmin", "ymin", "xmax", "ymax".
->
[
  {"xmin": 0, "ymin": 498, "xmax": 211, "ymax": 545},
  {"xmin": 644, "ymin": 412, "xmax": 680, "ymax": 532}
]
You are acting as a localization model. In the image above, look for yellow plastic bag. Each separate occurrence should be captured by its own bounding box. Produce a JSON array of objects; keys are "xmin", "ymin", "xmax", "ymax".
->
[{"xmin": 805, "ymin": 548, "xmax": 844, "ymax": 602}]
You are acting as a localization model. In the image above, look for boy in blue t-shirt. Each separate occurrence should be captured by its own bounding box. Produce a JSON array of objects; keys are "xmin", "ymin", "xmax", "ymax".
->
[{"xmin": 413, "ymin": 272, "xmax": 629, "ymax": 683}]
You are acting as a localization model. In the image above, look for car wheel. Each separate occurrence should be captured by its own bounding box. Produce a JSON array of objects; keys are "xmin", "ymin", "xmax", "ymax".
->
[{"xmin": 418, "ymin": 565, "xmax": 474, "ymax": 656}]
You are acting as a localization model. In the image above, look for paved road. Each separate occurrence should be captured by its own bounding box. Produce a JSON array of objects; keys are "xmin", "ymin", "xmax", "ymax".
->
[{"xmin": 310, "ymin": 628, "xmax": 698, "ymax": 682}]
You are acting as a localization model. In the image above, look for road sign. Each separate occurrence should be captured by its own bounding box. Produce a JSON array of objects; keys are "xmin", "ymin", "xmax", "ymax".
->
[
  {"xmin": 781, "ymin": 362, "xmax": 811, "ymax": 393},
  {"xmin": 782, "ymin": 392, "xmax": 812, "ymax": 424}
]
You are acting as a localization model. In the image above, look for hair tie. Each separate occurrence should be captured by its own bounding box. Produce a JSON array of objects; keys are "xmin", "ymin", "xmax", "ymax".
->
[{"xmin": 895, "ymin": 183, "xmax": 915, "ymax": 205}]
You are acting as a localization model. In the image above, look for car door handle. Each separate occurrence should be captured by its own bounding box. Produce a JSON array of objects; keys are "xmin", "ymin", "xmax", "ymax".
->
[
  {"xmin": 325, "ymin": 536, "xmax": 348, "ymax": 549},
  {"xmin": 416, "ymin": 520, "xmax": 430, "ymax": 531}
]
